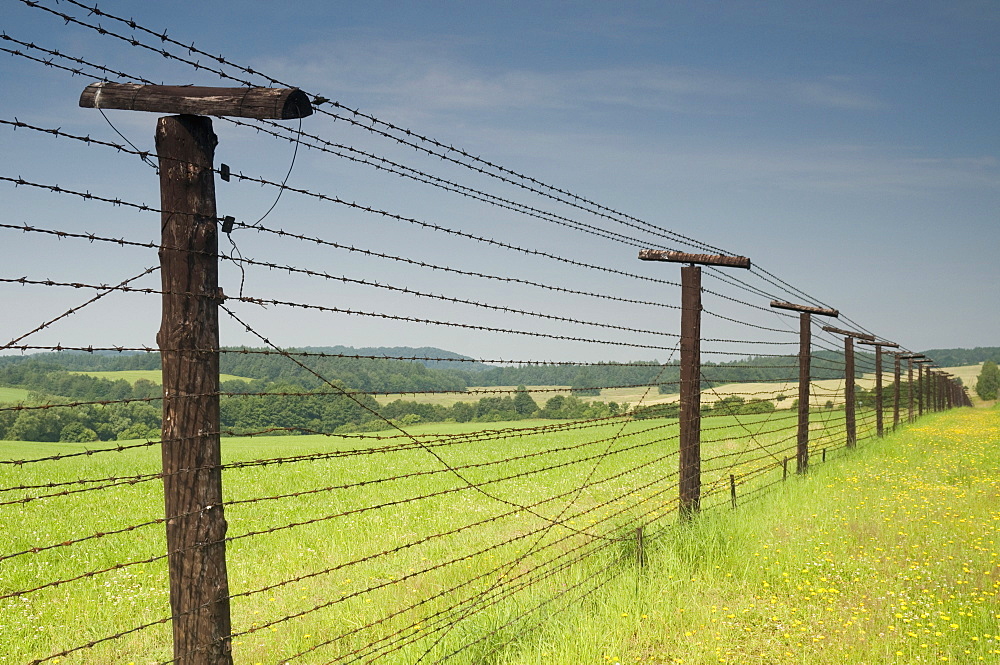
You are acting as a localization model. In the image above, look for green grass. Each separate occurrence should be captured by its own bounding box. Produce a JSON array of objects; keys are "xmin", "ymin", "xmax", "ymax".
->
[
  {"xmin": 68, "ymin": 369, "xmax": 254, "ymax": 384},
  {"xmin": 513, "ymin": 405, "xmax": 1000, "ymax": 664},
  {"xmin": 1, "ymin": 406, "xmax": 994, "ymax": 663},
  {"xmin": 0, "ymin": 385, "xmax": 32, "ymax": 403}
]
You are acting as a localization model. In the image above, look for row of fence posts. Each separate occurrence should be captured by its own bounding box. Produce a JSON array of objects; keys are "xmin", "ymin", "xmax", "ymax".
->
[
  {"xmin": 638, "ymin": 250, "xmax": 971, "ymax": 520},
  {"xmin": 76, "ymin": 82, "xmax": 970, "ymax": 664}
]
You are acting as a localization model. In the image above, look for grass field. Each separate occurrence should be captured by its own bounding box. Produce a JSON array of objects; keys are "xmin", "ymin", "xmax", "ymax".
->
[
  {"xmin": 0, "ymin": 385, "xmax": 32, "ymax": 403},
  {"xmin": 371, "ymin": 365, "xmax": 984, "ymax": 413},
  {"xmin": 376, "ymin": 376, "xmax": 895, "ymax": 410},
  {"xmin": 519, "ymin": 405, "xmax": 1000, "ymax": 664},
  {"xmin": 1, "ymin": 403, "xmax": 991, "ymax": 663},
  {"xmin": 69, "ymin": 369, "xmax": 254, "ymax": 384}
]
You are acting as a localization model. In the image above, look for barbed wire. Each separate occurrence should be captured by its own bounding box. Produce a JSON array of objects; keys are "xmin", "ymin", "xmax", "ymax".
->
[
  {"xmin": 2, "ymin": 265, "xmax": 158, "ymax": 351},
  {"xmin": 2, "ymin": 6, "xmax": 953, "ymax": 663},
  {"xmin": 6, "ymin": 5, "xmax": 839, "ymax": 317},
  {"xmin": 12, "ymin": 0, "xmax": 732, "ymax": 252},
  {"xmin": 1, "ymin": 118, "xmax": 681, "ymax": 313},
  {"xmin": 0, "ymin": 37, "xmax": 805, "ymax": 326},
  {"xmin": 5, "ymin": 273, "xmax": 803, "ymax": 355},
  {"xmin": 6, "ymin": 1, "xmax": 909, "ymax": 336}
]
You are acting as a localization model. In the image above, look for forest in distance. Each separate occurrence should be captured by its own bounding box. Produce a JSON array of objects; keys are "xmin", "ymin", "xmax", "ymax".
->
[{"xmin": 0, "ymin": 345, "xmax": 992, "ymax": 443}]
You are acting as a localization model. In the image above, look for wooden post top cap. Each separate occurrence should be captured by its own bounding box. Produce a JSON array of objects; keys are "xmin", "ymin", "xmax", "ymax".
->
[{"xmin": 80, "ymin": 82, "xmax": 313, "ymax": 120}]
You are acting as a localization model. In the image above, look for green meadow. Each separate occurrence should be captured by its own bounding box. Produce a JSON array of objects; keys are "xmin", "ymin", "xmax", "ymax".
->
[
  {"xmin": 0, "ymin": 385, "xmax": 32, "ymax": 403},
  {"xmin": 373, "ymin": 365, "xmax": 984, "ymax": 412},
  {"xmin": 2, "ymin": 405, "xmax": 995, "ymax": 663},
  {"xmin": 68, "ymin": 369, "xmax": 253, "ymax": 385}
]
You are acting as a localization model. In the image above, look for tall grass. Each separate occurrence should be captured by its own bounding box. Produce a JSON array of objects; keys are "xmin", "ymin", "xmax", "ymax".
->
[{"xmin": 505, "ymin": 406, "xmax": 1000, "ymax": 664}]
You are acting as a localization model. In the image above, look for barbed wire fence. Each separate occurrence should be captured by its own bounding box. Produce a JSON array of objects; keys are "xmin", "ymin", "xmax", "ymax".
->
[{"xmin": 0, "ymin": 2, "xmax": 973, "ymax": 664}]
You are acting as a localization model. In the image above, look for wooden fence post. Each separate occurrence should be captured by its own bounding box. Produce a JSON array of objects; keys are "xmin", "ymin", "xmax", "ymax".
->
[
  {"xmin": 875, "ymin": 343, "xmax": 884, "ymax": 435},
  {"xmin": 914, "ymin": 357, "xmax": 934, "ymax": 419},
  {"xmin": 80, "ymin": 84, "xmax": 311, "ymax": 665},
  {"xmin": 822, "ymin": 326, "xmax": 875, "ymax": 449},
  {"xmin": 906, "ymin": 356, "xmax": 916, "ymax": 422},
  {"xmin": 860, "ymin": 340, "xmax": 900, "ymax": 438},
  {"xmin": 679, "ymin": 264, "xmax": 702, "ymax": 516},
  {"xmin": 927, "ymin": 370, "xmax": 935, "ymax": 412},
  {"xmin": 770, "ymin": 302, "xmax": 838, "ymax": 473},
  {"xmin": 844, "ymin": 336, "xmax": 856, "ymax": 447},
  {"xmin": 155, "ymin": 114, "xmax": 233, "ymax": 665},
  {"xmin": 925, "ymin": 363, "xmax": 936, "ymax": 411},
  {"xmin": 917, "ymin": 362, "xmax": 924, "ymax": 417},
  {"xmin": 639, "ymin": 250, "xmax": 750, "ymax": 518},
  {"xmin": 893, "ymin": 353, "xmax": 901, "ymax": 429}
]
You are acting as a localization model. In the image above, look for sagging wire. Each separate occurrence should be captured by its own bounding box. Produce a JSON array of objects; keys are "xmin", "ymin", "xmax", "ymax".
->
[{"xmin": 223, "ymin": 116, "xmax": 303, "ymax": 298}]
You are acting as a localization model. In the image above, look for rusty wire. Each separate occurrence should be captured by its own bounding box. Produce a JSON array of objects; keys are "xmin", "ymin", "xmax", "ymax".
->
[
  {"xmin": 8, "ymin": 2, "xmax": 870, "ymax": 325},
  {"xmin": 6, "ymin": 272, "xmax": 800, "ymax": 353},
  {"xmin": 12, "ymin": 0, "xmax": 731, "ymax": 256},
  {"xmin": 4, "ymin": 24, "xmax": 826, "ymax": 320}
]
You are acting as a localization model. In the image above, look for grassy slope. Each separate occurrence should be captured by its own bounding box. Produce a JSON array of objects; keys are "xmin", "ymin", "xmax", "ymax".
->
[
  {"xmin": 0, "ymin": 386, "xmax": 31, "ymax": 403},
  {"xmin": 514, "ymin": 405, "xmax": 1000, "ymax": 664}
]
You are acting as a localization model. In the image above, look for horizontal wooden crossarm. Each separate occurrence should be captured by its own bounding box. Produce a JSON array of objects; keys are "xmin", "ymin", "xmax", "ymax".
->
[
  {"xmin": 821, "ymin": 325, "xmax": 876, "ymax": 341},
  {"xmin": 769, "ymin": 300, "xmax": 839, "ymax": 316},
  {"xmin": 80, "ymin": 83, "xmax": 313, "ymax": 120},
  {"xmin": 857, "ymin": 339, "xmax": 900, "ymax": 348},
  {"xmin": 638, "ymin": 250, "xmax": 750, "ymax": 269}
]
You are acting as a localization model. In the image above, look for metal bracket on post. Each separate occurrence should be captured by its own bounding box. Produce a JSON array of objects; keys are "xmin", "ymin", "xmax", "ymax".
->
[{"xmin": 639, "ymin": 250, "xmax": 750, "ymax": 519}]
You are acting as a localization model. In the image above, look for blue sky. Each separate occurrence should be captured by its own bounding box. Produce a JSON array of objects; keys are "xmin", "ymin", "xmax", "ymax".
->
[{"xmin": 1, "ymin": 0, "xmax": 997, "ymax": 363}]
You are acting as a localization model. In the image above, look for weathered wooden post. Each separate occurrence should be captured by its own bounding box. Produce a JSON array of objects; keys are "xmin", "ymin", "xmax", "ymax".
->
[
  {"xmin": 944, "ymin": 374, "xmax": 956, "ymax": 410},
  {"xmin": 80, "ymin": 83, "xmax": 311, "ymax": 665},
  {"xmin": 638, "ymin": 250, "xmax": 750, "ymax": 518},
  {"xmin": 927, "ymin": 370, "xmax": 944, "ymax": 411},
  {"xmin": 914, "ymin": 357, "xmax": 934, "ymax": 417},
  {"xmin": 923, "ymin": 361, "xmax": 937, "ymax": 413},
  {"xmin": 770, "ymin": 301, "xmax": 838, "ymax": 472},
  {"xmin": 893, "ymin": 353, "xmax": 902, "ymax": 429},
  {"xmin": 926, "ymin": 369, "xmax": 935, "ymax": 412},
  {"xmin": 917, "ymin": 362, "xmax": 925, "ymax": 417},
  {"xmin": 899, "ymin": 354, "xmax": 923, "ymax": 423},
  {"xmin": 859, "ymin": 340, "xmax": 899, "ymax": 437},
  {"xmin": 821, "ymin": 326, "xmax": 875, "ymax": 448}
]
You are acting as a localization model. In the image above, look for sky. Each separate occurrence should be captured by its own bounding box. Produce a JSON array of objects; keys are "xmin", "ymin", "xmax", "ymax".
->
[{"xmin": 1, "ymin": 0, "xmax": 998, "ymax": 365}]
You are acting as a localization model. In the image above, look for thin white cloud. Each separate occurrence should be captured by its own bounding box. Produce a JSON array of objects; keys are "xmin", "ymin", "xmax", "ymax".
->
[
  {"xmin": 788, "ymin": 79, "xmax": 886, "ymax": 110},
  {"xmin": 255, "ymin": 39, "xmax": 886, "ymax": 119}
]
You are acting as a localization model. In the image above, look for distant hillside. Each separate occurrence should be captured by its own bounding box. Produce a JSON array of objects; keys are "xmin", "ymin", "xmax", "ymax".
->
[
  {"xmin": 296, "ymin": 346, "xmax": 490, "ymax": 371},
  {"xmin": 0, "ymin": 346, "xmax": 486, "ymax": 373},
  {"xmin": 919, "ymin": 347, "xmax": 1000, "ymax": 367}
]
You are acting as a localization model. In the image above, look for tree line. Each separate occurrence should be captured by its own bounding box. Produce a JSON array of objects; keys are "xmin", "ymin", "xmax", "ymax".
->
[
  {"xmin": 0, "ymin": 347, "xmax": 890, "ymax": 443},
  {"xmin": 0, "ymin": 346, "xmax": 870, "ymax": 394}
]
